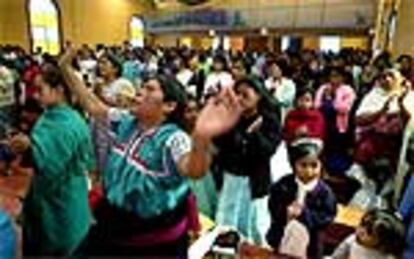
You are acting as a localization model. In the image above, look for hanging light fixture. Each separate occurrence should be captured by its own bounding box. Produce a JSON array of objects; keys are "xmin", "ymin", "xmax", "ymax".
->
[{"xmin": 177, "ymin": 0, "xmax": 209, "ymax": 5}]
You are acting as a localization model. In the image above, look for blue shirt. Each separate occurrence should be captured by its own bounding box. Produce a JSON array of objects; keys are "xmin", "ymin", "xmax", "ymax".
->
[
  {"xmin": 0, "ymin": 209, "xmax": 16, "ymax": 259},
  {"xmin": 103, "ymin": 110, "xmax": 191, "ymax": 219}
]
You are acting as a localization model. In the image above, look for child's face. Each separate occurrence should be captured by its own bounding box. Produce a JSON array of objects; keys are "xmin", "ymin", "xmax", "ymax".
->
[
  {"xmin": 294, "ymin": 154, "xmax": 321, "ymax": 184},
  {"xmin": 355, "ymin": 225, "xmax": 378, "ymax": 249},
  {"xmin": 297, "ymin": 93, "xmax": 313, "ymax": 110}
]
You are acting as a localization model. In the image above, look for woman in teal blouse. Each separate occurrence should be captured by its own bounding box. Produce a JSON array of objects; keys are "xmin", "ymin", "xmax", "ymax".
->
[
  {"xmin": 10, "ymin": 62, "xmax": 95, "ymax": 256},
  {"xmin": 59, "ymin": 48, "xmax": 242, "ymax": 257}
]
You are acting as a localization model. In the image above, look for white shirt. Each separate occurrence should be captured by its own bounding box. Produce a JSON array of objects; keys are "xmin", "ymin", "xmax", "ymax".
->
[
  {"xmin": 107, "ymin": 108, "xmax": 192, "ymax": 164},
  {"xmin": 203, "ymin": 72, "xmax": 234, "ymax": 96},
  {"xmin": 102, "ymin": 78, "xmax": 134, "ymax": 104},
  {"xmin": 331, "ymin": 234, "xmax": 396, "ymax": 259},
  {"xmin": 265, "ymin": 77, "xmax": 296, "ymax": 107},
  {"xmin": 79, "ymin": 59, "xmax": 97, "ymax": 86},
  {"xmin": 295, "ymin": 177, "xmax": 319, "ymax": 205},
  {"xmin": 176, "ymin": 69, "xmax": 194, "ymax": 87},
  {"xmin": 356, "ymin": 86, "xmax": 414, "ymax": 117}
]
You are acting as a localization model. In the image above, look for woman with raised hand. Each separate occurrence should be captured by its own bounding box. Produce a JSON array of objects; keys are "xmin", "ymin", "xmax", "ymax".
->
[{"xmin": 59, "ymin": 48, "xmax": 242, "ymax": 257}]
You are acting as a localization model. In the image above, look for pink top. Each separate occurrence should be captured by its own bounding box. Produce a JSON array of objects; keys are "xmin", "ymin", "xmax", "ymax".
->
[{"xmin": 315, "ymin": 83, "xmax": 356, "ymax": 133}]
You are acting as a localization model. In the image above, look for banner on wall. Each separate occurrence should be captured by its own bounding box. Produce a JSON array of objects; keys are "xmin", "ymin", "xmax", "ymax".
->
[{"xmin": 146, "ymin": 8, "xmax": 246, "ymax": 32}]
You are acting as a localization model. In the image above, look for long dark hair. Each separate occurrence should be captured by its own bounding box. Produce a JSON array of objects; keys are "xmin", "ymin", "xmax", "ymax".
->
[
  {"xmin": 41, "ymin": 61, "xmax": 72, "ymax": 103},
  {"xmin": 97, "ymin": 53, "xmax": 123, "ymax": 78},
  {"xmin": 234, "ymin": 75, "xmax": 281, "ymax": 123},
  {"xmin": 287, "ymin": 138, "xmax": 323, "ymax": 166},
  {"xmin": 360, "ymin": 209, "xmax": 405, "ymax": 256},
  {"xmin": 144, "ymin": 74, "xmax": 188, "ymax": 129}
]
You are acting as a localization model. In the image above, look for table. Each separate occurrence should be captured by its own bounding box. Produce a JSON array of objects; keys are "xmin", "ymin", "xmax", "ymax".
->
[
  {"xmin": 335, "ymin": 204, "xmax": 365, "ymax": 228},
  {"xmin": 238, "ymin": 243, "xmax": 298, "ymax": 259}
]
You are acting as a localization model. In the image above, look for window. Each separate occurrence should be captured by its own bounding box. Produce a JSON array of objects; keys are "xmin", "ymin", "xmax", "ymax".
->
[
  {"xmin": 28, "ymin": 0, "xmax": 60, "ymax": 55},
  {"xmin": 130, "ymin": 17, "xmax": 144, "ymax": 48},
  {"xmin": 211, "ymin": 36, "xmax": 230, "ymax": 51},
  {"xmin": 320, "ymin": 36, "xmax": 341, "ymax": 53},
  {"xmin": 281, "ymin": 36, "xmax": 290, "ymax": 52}
]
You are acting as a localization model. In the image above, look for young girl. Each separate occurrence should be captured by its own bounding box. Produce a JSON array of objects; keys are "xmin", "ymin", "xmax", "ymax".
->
[
  {"xmin": 267, "ymin": 138, "xmax": 337, "ymax": 258},
  {"xmin": 59, "ymin": 48, "xmax": 241, "ymax": 257},
  {"xmin": 90, "ymin": 52, "xmax": 135, "ymax": 175},
  {"xmin": 214, "ymin": 76, "xmax": 281, "ymax": 245},
  {"xmin": 315, "ymin": 67, "xmax": 356, "ymax": 176},
  {"xmin": 331, "ymin": 209, "xmax": 405, "ymax": 259},
  {"xmin": 265, "ymin": 59, "xmax": 296, "ymax": 123},
  {"xmin": 203, "ymin": 55, "xmax": 234, "ymax": 99},
  {"xmin": 283, "ymin": 87, "xmax": 326, "ymax": 144}
]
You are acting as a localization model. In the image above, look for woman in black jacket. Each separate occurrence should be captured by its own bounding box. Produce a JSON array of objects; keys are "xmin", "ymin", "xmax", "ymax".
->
[{"xmin": 214, "ymin": 76, "xmax": 281, "ymax": 245}]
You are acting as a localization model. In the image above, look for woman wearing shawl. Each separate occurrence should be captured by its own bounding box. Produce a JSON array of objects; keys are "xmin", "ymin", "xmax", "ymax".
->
[
  {"xmin": 9, "ymin": 62, "xmax": 95, "ymax": 256},
  {"xmin": 355, "ymin": 69, "xmax": 414, "ymax": 195},
  {"xmin": 59, "ymin": 48, "xmax": 242, "ymax": 257}
]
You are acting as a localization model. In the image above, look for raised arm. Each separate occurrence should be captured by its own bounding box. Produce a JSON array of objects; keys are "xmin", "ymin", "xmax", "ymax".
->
[
  {"xmin": 59, "ymin": 48, "xmax": 109, "ymax": 120},
  {"xmin": 178, "ymin": 88, "xmax": 242, "ymax": 179}
]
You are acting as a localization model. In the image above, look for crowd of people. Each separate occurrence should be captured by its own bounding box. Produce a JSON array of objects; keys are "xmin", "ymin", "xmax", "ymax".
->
[{"xmin": 0, "ymin": 42, "xmax": 414, "ymax": 258}]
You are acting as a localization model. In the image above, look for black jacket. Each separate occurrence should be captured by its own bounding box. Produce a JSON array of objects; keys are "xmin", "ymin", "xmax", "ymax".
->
[
  {"xmin": 214, "ymin": 112, "xmax": 281, "ymax": 198},
  {"xmin": 267, "ymin": 174, "xmax": 337, "ymax": 258}
]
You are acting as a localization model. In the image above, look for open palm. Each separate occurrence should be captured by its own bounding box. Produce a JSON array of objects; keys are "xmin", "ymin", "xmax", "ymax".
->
[{"xmin": 194, "ymin": 88, "xmax": 242, "ymax": 139}]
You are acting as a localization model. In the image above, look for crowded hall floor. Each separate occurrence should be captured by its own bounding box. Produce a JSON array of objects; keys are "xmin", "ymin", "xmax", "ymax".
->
[{"xmin": 1, "ymin": 0, "xmax": 414, "ymax": 258}]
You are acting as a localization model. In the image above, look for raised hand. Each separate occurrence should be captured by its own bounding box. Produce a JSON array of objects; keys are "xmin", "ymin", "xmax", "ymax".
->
[
  {"xmin": 193, "ymin": 87, "xmax": 242, "ymax": 140},
  {"xmin": 58, "ymin": 46, "xmax": 77, "ymax": 69},
  {"xmin": 287, "ymin": 201, "xmax": 303, "ymax": 220}
]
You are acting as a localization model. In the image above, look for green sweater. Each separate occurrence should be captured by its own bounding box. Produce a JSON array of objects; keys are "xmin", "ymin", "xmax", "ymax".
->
[{"xmin": 24, "ymin": 104, "xmax": 94, "ymax": 255}]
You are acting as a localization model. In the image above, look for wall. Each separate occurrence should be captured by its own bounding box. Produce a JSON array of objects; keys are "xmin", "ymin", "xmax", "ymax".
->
[
  {"xmin": 152, "ymin": 35, "xmax": 178, "ymax": 47},
  {"xmin": 151, "ymin": 0, "xmax": 376, "ymax": 29},
  {"xmin": 340, "ymin": 37, "xmax": 368, "ymax": 49},
  {"xmin": 393, "ymin": 0, "xmax": 414, "ymax": 55},
  {"xmin": 302, "ymin": 36, "xmax": 320, "ymax": 50},
  {"xmin": 60, "ymin": 0, "xmax": 148, "ymax": 46},
  {"xmin": 0, "ymin": 0, "xmax": 30, "ymax": 49},
  {"xmin": 0, "ymin": 0, "xmax": 148, "ymax": 51}
]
